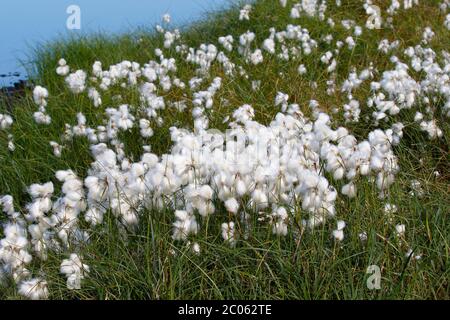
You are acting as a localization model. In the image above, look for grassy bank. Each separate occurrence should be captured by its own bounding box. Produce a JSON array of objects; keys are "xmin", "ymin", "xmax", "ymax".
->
[{"xmin": 0, "ymin": 0, "xmax": 449, "ymax": 299}]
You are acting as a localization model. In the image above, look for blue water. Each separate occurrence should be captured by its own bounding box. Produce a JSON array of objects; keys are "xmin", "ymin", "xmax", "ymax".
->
[{"xmin": 0, "ymin": 0, "xmax": 231, "ymax": 87}]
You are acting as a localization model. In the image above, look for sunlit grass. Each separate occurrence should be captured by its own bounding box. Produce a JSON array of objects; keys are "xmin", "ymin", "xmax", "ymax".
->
[{"xmin": 0, "ymin": 0, "xmax": 449, "ymax": 299}]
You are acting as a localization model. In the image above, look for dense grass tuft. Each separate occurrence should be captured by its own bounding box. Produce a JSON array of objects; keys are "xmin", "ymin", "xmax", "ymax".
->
[{"xmin": 0, "ymin": 0, "xmax": 449, "ymax": 299}]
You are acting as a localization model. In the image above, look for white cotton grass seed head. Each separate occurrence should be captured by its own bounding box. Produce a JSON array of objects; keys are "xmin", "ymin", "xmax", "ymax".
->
[
  {"xmin": 88, "ymin": 88, "xmax": 102, "ymax": 107},
  {"xmin": 224, "ymin": 198, "xmax": 239, "ymax": 214},
  {"xmin": 337, "ymin": 220, "xmax": 346, "ymax": 231},
  {"xmin": 65, "ymin": 70, "xmax": 87, "ymax": 94},
  {"xmin": 33, "ymin": 86, "xmax": 48, "ymax": 107},
  {"xmin": 33, "ymin": 111, "xmax": 51, "ymax": 125},
  {"xmin": 49, "ymin": 141, "xmax": 62, "ymax": 157},
  {"xmin": 172, "ymin": 210, "xmax": 198, "ymax": 241},
  {"xmin": 0, "ymin": 114, "xmax": 13, "ymax": 130},
  {"xmin": 8, "ymin": 135, "xmax": 15, "ymax": 152},
  {"xmin": 60, "ymin": 254, "xmax": 90, "ymax": 290},
  {"xmin": 384, "ymin": 203, "xmax": 398, "ymax": 214},
  {"xmin": 56, "ymin": 58, "xmax": 70, "ymax": 76},
  {"xmin": 405, "ymin": 248, "xmax": 422, "ymax": 260},
  {"xmin": 239, "ymin": 4, "xmax": 252, "ymax": 21},
  {"xmin": 332, "ymin": 229, "xmax": 344, "ymax": 241},
  {"xmin": 298, "ymin": 64, "xmax": 307, "ymax": 75},
  {"xmin": 191, "ymin": 242, "xmax": 201, "ymax": 255},
  {"xmin": 332, "ymin": 220, "xmax": 346, "ymax": 241},
  {"xmin": 221, "ymin": 222, "xmax": 237, "ymax": 247},
  {"xmin": 250, "ymin": 49, "xmax": 264, "ymax": 65},
  {"xmin": 395, "ymin": 224, "xmax": 406, "ymax": 237},
  {"xmin": 359, "ymin": 231, "xmax": 368, "ymax": 242},
  {"xmin": 271, "ymin": 206, "xmax": 289, "ymax": 236},
  {"xmin": 263, "ymin": 38, "xmax": 276, "ymax": 54},
  {"xmin": 18, "ymin": 278, "xmax": 49, "ymax": 300},
  {"xmin": 341, "ymin": 182, "xmax": 356, "ymax": 198}
]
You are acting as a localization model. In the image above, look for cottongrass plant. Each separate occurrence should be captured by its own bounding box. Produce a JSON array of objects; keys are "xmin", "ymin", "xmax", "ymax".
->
[{"xmin": 0, "ymin": 0, "xmax": 449, "ymax": 299}]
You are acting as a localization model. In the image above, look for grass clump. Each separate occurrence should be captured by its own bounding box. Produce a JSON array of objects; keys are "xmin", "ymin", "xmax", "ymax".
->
[{"xmin": 0, "ymin": 0, "xmax": 449, "ymax": 299}]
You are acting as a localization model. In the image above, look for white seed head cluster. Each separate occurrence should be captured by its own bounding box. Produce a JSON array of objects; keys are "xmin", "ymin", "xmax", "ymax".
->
[{"xmin": 1, "ymin": 0, "xmax": 448, "ymax": 299}]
